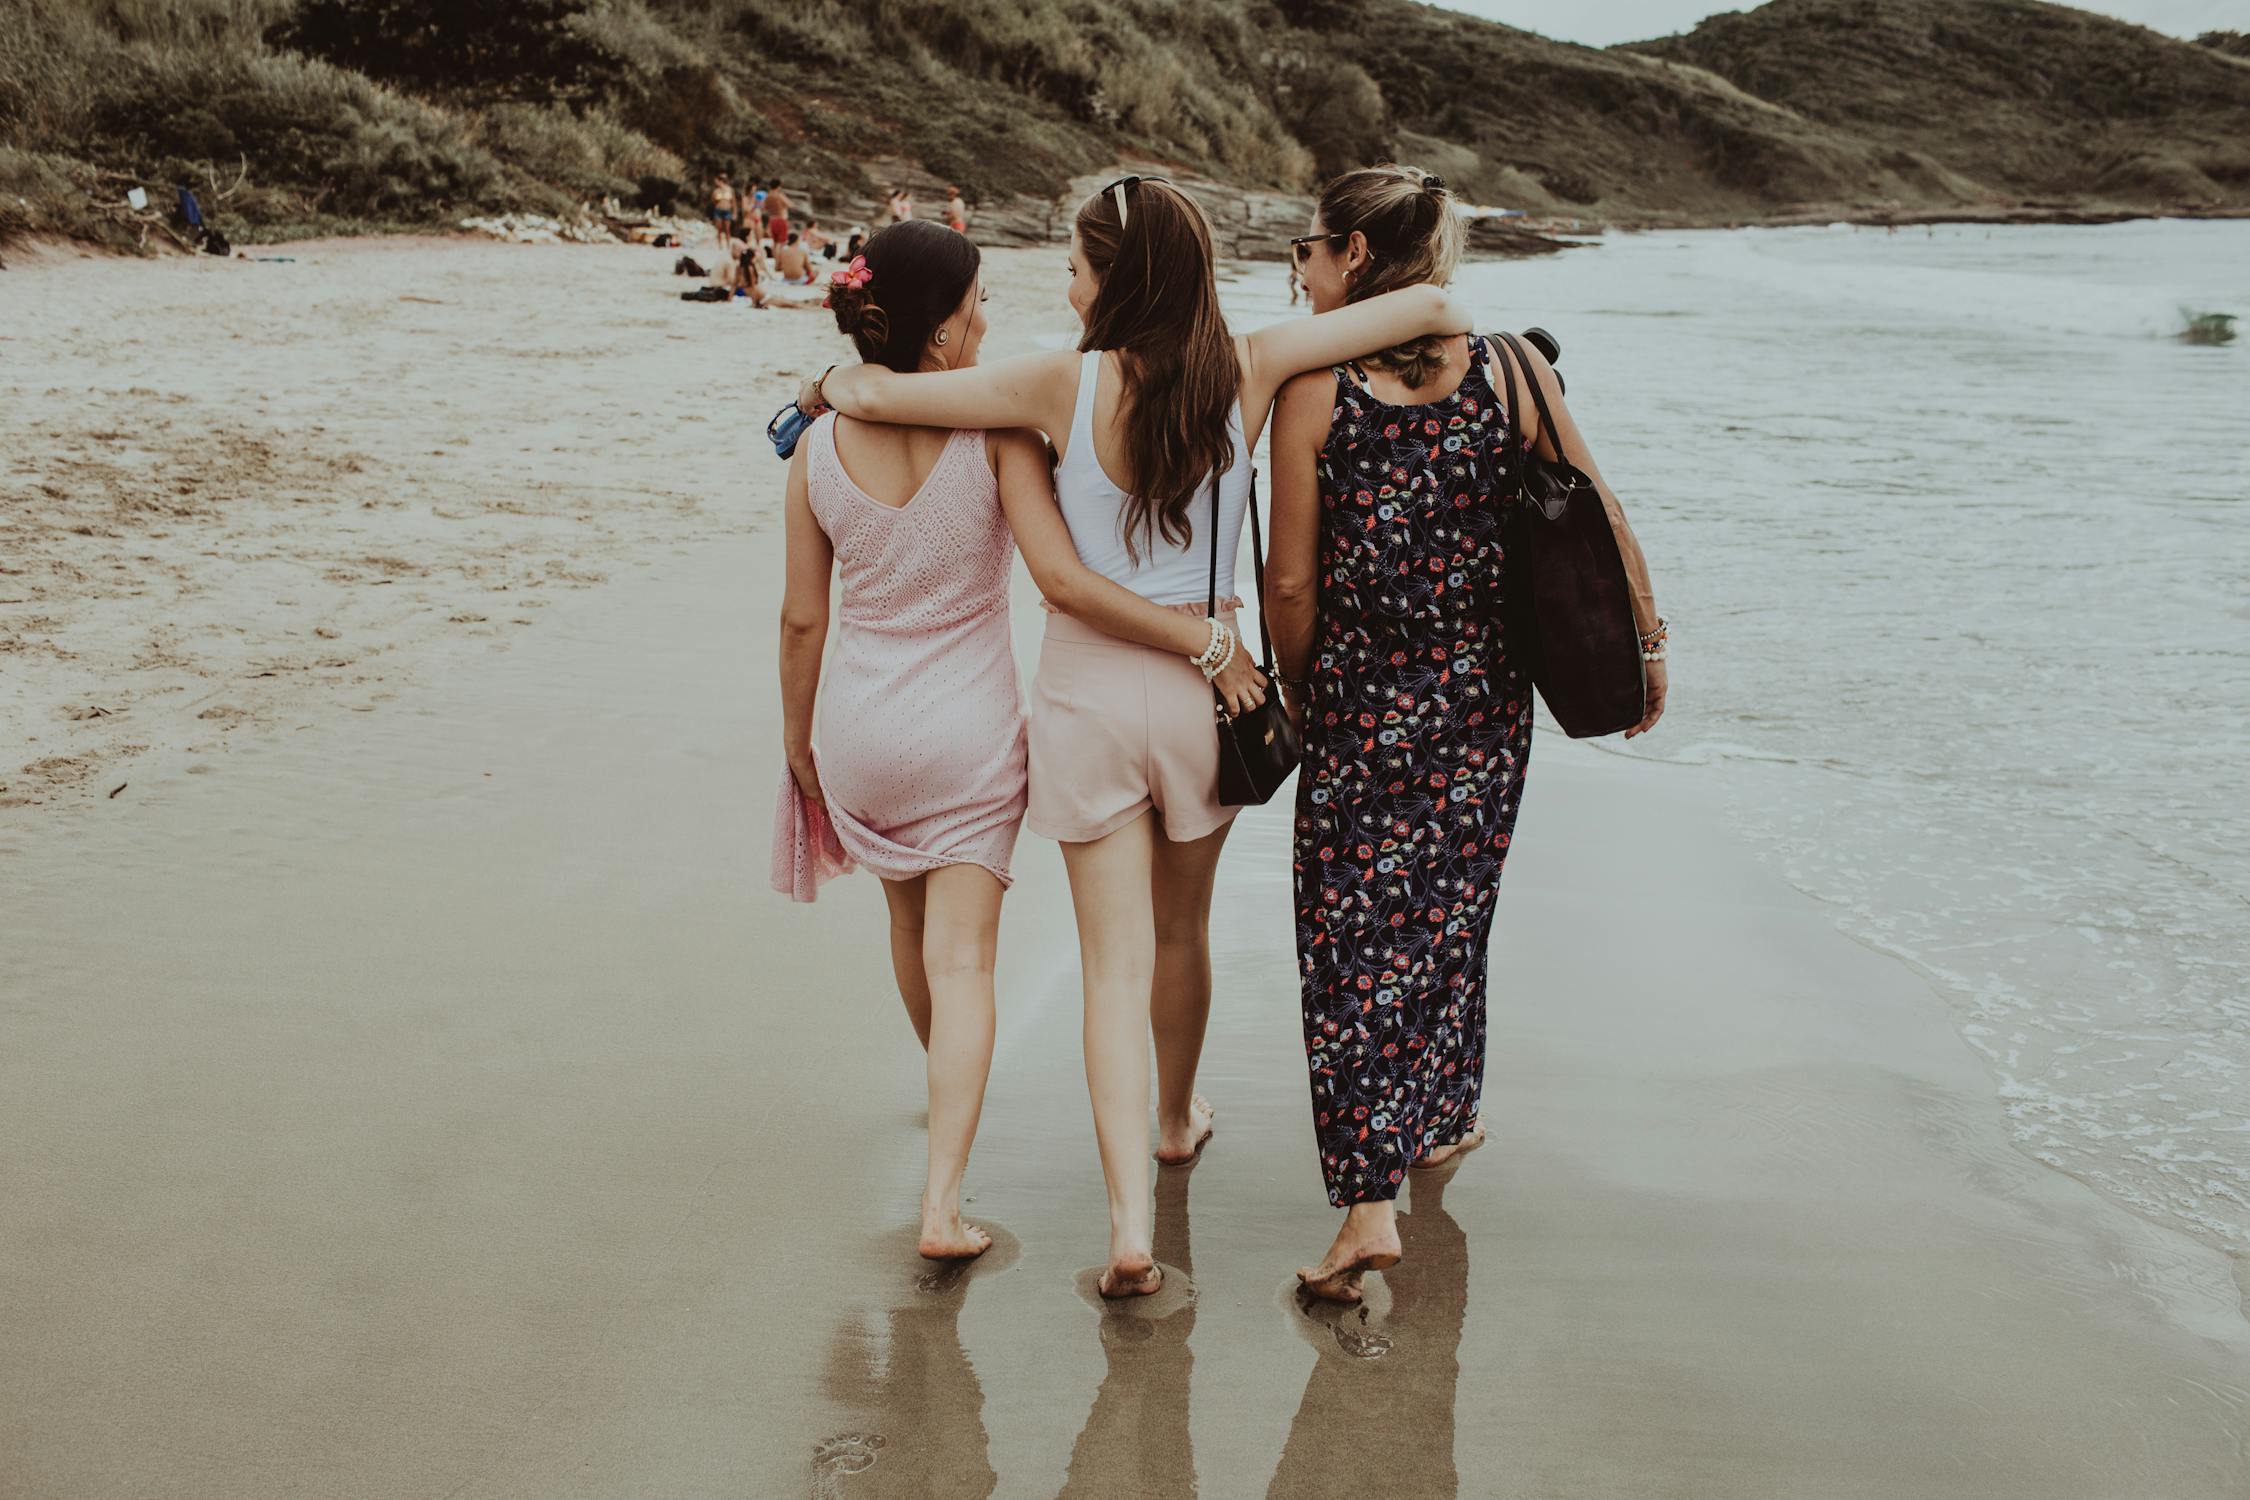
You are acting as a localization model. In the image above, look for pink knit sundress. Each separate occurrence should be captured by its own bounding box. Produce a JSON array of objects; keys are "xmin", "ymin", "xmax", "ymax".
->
[{"xmin": 771, "ymin": 415, "xmax": 1028, "ymax": 902}]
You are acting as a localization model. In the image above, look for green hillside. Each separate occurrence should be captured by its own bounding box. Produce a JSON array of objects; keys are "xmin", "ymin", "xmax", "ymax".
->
[
  {"xmin": 1627, "ymin": 0, "xmax": 2250, "ymax": 210},
  {"xmin": 4, "ymin": 0, "xmax": 2247, "ymax": 252}
]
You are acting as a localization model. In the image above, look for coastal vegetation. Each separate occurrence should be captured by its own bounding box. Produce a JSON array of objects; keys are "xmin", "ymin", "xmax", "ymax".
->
[{"xmin": 4, "ymin": 0, "xmax": 2249, "ymax": 251}]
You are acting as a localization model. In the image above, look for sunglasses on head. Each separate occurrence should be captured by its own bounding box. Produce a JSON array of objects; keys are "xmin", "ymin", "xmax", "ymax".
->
[
  {"xmin": 1288, "ymin": 231, "xmax": 1346, "ymax": 268},
  {"xmin": 1100, "ymin": 174, "xmax": 1171, "ymax": 228}
]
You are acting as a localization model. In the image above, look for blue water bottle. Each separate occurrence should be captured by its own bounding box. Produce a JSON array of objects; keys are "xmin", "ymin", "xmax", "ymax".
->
[{"xmin": 768, "ymin": 401, "xmax": 815, "ymax": 459}]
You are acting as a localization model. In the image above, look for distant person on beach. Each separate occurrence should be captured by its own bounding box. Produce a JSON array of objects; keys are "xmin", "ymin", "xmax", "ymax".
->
[
  {"xmin": 773, "ymin": 231, "xmax": 816, "ymax": 284},
  {"xmin": 846, "ymin": 227, "xmax": 868, "ymax": 260},
  {"xmin": 945, "ymin": 185, "xmax": 969, "ymax": 234},
  {"xmin": 709, "ymin": 173, "xmax": 736, "ymax": 254},
  {"xmin": 888, "ymin": 188, "xmax": 913, "ymax": 224},
  {"xmin": 802, "ymin": 219, "xmax": 833, "ymax": 259},
  {"xmin": 773, "ymin": 220, "xmax": 1266, "ymax": 1262},
  {"xmin": 721, "ymin": 232, "xmax": 766, "ymax": 307},
  {"xmin": 796, "ymin": 177, "xmax": 1473, "ymax": 1298},
  {"xmin": 1266, "ymin": 165, "xmax": 1665, "ymax": 1301},
  {"xmin": 765, "ymin": 182, "xmax": 792, "ymax": 244}
]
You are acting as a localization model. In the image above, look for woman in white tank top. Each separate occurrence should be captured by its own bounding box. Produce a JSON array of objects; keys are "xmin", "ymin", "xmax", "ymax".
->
[{"xmin": 799, "ymin": 176, "xmax": 1474, "ymax": 1298}]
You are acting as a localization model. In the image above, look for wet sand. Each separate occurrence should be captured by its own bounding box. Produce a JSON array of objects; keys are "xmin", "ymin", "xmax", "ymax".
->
[{"xmin": 3, "ymin": 240, "xmax": 2247, "ymax": 1498}]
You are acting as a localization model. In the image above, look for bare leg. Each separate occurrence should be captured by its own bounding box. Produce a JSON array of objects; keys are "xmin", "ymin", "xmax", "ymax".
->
[
  {"xmin": 1150, "ymin": 818, "xmax": 1231, "ymax": 1163},
  {"xmin": 1062, "ymin": 813, "xmax": 1163, "ymax": 1297},
  {"xmin": 878, "ymin": 875, "xmax": 932, "ymax": 1049},
  {"xmin": 1297, "ymin": 1201, "xmax": 1402, "ymax": 1304},
  {"xmin": 916, "ymin": 864, "xmax": 1004, "ymax": 1260}
]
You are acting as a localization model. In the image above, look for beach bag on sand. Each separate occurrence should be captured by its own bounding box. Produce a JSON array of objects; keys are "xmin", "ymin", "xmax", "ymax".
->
[
  {"xmin": 1492, "ymin": 332, "xmax": 1644, "ymax": 739},
  {"xmin": 680, "ymin": 286, "xmax": 730, "ymax": 302},
  {"xmin": 1210, "ymin": 470, "xmax": 1301, "ymax": 806}
]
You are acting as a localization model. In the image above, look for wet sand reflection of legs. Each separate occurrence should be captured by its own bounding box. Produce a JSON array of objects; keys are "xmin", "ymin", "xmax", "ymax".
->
[
  {"xmin": 1058, "ymin": 1165, "xmax": 1200, "ymax": 1497},
  {"xmin": 1268, "ymin": 1169, "xmax": 1470, "ymax": 1499},
  {"xmin": 812, "ymin": 1234, "xmax": 1013, "ymax": 1500}
]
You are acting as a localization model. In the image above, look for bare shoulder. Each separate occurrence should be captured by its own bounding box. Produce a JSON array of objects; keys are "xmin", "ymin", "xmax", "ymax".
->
[
  {"xmin": 1279, "ymin": 365, "xmax": 1338, "ymax": 407},
  {"xmin": 1274, "ymin": 366, "xmax": 1340, "ymax": 435},
  {"xmin": 986, "ymin": 426, "xmax": 1050, "ymax": 467}
]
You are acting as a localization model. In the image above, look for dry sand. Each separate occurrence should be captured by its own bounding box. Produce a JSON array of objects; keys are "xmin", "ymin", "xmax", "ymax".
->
[
  {"xmin": 0, "ymin": 235, "xmax": 841, "ymax": 810},
  {"xmin": 2, "ymin": 238, "xmax": 2246, "ymax": 1499}
]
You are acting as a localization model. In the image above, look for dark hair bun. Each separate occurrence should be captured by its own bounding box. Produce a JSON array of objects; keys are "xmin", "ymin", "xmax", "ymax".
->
[
  {"xmin": 826, "ymin": 282, "xmax": 890, "ymax": 347},
  {"xmin": 825, "ymin": 220, "xmax": 981, "ymax": 375}
]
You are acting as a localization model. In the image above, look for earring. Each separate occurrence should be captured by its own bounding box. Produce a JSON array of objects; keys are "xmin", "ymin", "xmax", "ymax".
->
[{"xmin": 935, "ymin": 329, "xmax": 949, "ymax": 345}]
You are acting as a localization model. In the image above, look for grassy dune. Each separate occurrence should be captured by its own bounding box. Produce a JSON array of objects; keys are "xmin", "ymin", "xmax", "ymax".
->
[{"xmin": 3, "ymin": 0, "xmax": 2247, "ymax": 252}]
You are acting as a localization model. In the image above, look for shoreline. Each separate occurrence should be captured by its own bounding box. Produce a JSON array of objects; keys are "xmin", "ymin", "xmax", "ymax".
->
[{"xmin": 13, "ymin": 194, "xmax": 2245, "ymax": 273}]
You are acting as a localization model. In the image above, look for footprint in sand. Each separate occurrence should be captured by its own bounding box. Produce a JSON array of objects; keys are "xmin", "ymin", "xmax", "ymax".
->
[
  {"xmin": 1331, "ymin": 1312, "xmax": 1394, "ymax": 1360},
  {"xmin": 809, "ymin": 1432, "xmax": 884, "ymax": 1497}
]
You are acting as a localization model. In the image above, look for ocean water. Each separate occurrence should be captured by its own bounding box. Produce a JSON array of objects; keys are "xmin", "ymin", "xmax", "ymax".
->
[{"xmin": 1225, "ymin": 220, "xmax": 2250, "ymax": 1258}]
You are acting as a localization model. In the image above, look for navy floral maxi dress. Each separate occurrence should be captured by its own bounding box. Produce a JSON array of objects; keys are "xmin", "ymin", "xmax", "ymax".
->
[{"xmin": 1293, "ymin": 337, "xmax": 1534, "ymax": 1206}]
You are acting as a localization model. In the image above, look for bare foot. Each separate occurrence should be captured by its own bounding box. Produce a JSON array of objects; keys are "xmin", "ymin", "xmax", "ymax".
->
[
  {"xmin": 1413, "ymin": 1118, "xmax": 1486, "ymax": 1170},
  {"xmin": 1296, "ymin": 1217, "xmax": 1401, "ymax": 1304},
  {"xmin": 918, "ymin": 1214, "xmax": 993, "ymax": 1261},
  {"xmin": 1155, "ymin": 1093, "xmax": 1216, "ymax": 1165},
  {"xmin": 1098, "ymin": 1250, "xmax": 1164, "ymax": 1299}
]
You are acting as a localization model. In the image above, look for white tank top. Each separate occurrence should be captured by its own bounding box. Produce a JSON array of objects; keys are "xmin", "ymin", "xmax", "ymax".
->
[{"xmin": 1053, "ymin": 349, "xmax": 1249, "ymax": 608}]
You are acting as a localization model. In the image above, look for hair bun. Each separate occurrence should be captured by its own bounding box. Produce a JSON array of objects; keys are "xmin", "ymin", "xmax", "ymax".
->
[
  {"xmin": 826, "ymin": 283, "xmax": 890, "ymax": 346},
  {"xmin": 1422, "ymin": 174, "xmax": 1447, "ymax": 194}
]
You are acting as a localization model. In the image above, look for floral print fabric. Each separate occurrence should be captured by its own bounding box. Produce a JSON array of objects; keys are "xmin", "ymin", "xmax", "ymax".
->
[{"xmin": 1293, "ymin": 338, "xmax": 1534, "ymax": 1206}]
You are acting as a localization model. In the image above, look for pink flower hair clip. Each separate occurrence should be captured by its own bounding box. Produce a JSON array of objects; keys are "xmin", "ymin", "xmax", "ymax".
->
[{"xmin": 830, "ymin": 255, "xmax": 872, "ymax": 292}]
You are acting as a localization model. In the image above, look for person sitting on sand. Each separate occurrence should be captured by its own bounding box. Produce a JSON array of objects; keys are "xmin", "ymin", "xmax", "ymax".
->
[
  {"xmin": 720, "ymin": 233, "xmax": 767, "ymax": 307},
  {"xmin": 709, "ymin": 173, "xmax": 736, "ymax": 255},
  {"xmin": 802, "ymin": 219, "xmax": 833, "ymax": 259},
  {"xmin": 888, "ymin": 188, "xmax": 913, "ymax": 224},
  {"xmin": 773, "ymin": 231, "xmax": 816, "ymax": 285},
  {"xmin": 774, "ymin": 219, "xmax": 1266, "ymax": 1263},
  {"xmin": 945, "ymin": 185, "xmax": 969, "ymax": 234}
]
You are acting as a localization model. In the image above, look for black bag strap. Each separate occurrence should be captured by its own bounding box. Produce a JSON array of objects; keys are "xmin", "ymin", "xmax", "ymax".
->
[
  {"xmin": 1205, "ymin": 467, "xmax": 1277, "ymax": 673},
  {"xmin": 1497, "ymin": 331, "xmax": 1567, "ymax": 466},
  {"xmin": 1490, "ymin": 335, "xmax": 1522, "ymax": 467}
]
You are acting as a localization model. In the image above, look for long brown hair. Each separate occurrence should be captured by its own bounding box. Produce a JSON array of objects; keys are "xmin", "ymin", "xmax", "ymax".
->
[
  {"xmin": 1074, "ymin": 179, "xmax": 1241, "ymax": 561},
  {"xmin": 1317, "ymin": 164, "xmax": 1465, "ymax": 389}
]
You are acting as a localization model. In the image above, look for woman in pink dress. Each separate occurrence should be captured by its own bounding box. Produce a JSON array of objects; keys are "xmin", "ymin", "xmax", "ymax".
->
[{"xmin": 773, "ymin": 221, "xmax": 1267, "ymax": 1262}]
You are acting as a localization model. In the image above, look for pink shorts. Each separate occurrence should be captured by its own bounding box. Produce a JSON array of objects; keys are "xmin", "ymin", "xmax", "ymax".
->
[{"xmin": 1027, "ymin": 607, "xmax": 1242, "ymax": 845}]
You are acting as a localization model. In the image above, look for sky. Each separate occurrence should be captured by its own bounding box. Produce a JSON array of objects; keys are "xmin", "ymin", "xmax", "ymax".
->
[{"xmin": 1434, "ymin": 0, "xmax": 2238, "ymax": 47}]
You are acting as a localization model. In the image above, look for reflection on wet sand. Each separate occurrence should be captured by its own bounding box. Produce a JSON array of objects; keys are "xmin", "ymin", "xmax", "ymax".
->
[
  {"xmin": 1058, "ymin": 1165, "xmax": 1200, "ymax": 1496},
  {"xmin": 1268, "ymin": 1169, "xmax": 1469, "ymax": 1499},
  {"xmin": 813, "ymin": 1238, "xmax": 1005, "ymax": 1499}
]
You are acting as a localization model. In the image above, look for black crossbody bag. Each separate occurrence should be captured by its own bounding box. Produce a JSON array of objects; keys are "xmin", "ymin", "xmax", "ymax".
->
[
  {"xmin": 1208, "ymin": 469, "xmax": 1300, "ymax": 805},
  {"xmin": 1492, "ymin": 333, "xmax": 1646, "ymax": 739}
]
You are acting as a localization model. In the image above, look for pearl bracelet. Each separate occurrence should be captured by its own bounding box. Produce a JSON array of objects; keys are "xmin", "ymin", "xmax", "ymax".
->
[
  {"xmin": 1193, "ymin": 618, "xmax": 1231, "ymax": 672},
  {"xmin": 1198, "ymin": 623, "xmax": 1237, "ymax": 682}
]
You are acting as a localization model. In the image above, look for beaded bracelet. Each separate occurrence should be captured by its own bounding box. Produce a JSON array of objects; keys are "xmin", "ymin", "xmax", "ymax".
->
[
  {"xmin": 1199, "ymin": 624, "xmax": 1237, "ymax": 682},
  {"xmin": 1639, "ymin": 615, "xmax": 1669, "ymax": 663},
  {"xmin": 1192, "ymin": 617, "xmax": 1228, "ymax": 673}
]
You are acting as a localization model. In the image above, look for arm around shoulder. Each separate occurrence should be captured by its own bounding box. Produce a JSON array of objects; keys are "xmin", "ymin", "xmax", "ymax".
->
[{"xmin": 1244, "ymin": 282, "xmax": 1473, "ymax": 408}]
